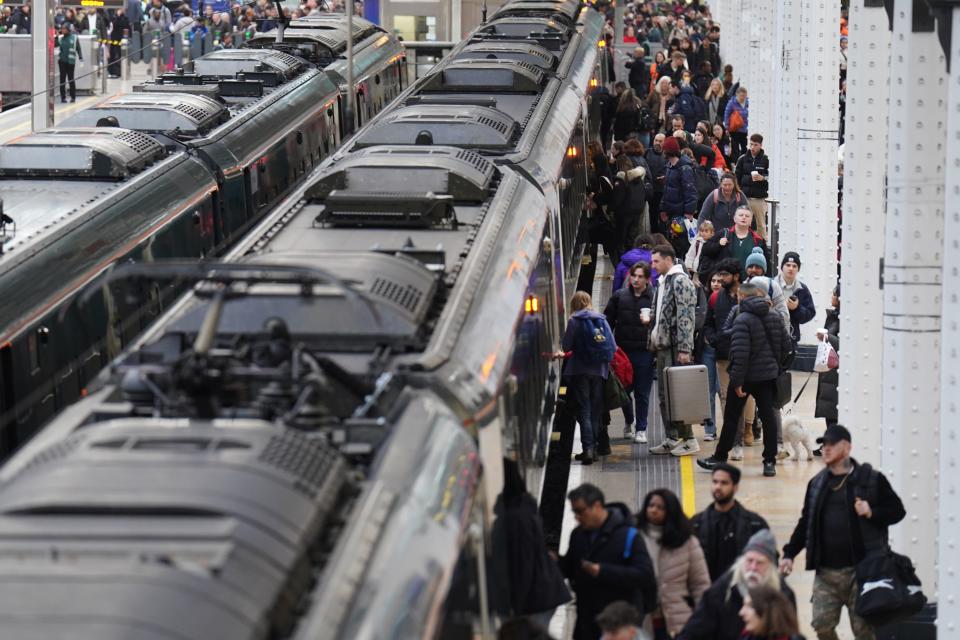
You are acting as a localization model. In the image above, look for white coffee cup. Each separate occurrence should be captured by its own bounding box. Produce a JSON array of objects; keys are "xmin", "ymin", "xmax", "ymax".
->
[{"xmin": 640, "ymin": 308, "xmax": 652, "ymax": 322}]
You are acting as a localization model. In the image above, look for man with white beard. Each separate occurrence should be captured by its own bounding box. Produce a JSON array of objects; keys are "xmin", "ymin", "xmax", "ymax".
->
[{"xmin": 677, "ymin": 530, "xmax": 796, "ymax": 640}]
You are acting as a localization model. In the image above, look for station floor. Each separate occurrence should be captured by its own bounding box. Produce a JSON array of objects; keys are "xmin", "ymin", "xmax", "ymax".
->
[
  {"xmin": 549, "ymin": 254, "xmax": 856, "ymax": 640},
  {"xmin": 0, "ymin": 64, "xmax": 155, "ymax": 145}
]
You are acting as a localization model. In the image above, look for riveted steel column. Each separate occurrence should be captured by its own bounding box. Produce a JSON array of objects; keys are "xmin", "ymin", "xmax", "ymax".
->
[
  {"xmin": 771, "ymin": 0, "xmax": 802, "ymax": 258},
  {"xmin": 724, "ymin": 0, "xmax": 745, "ymax": 85},
  {"xmin": 937, "ymin": 0, "xmax": 960, "ymax": 623},
  {"xmin": 839, "ymin": 0, "xmax": 890, "ymax": 458},
  {"xmin": 883, "ymin": 0, "xmax": 945, "ymax": 592},
  {"xmin": 741, "ymin": 0, "xmax": 775, "ymax": 159},
  {"xmin": 792, "ymin": 0, "xmax": 841, "ymax": 345}
]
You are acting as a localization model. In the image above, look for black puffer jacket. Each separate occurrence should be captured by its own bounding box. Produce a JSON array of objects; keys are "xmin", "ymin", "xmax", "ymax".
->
[
  {"xmin": 727, "ymin": 296, "xmax": 792, "ymax": 388},
  {"xmin": 604, "ymin": 283, "xmax": 655, "ymax": 353}
]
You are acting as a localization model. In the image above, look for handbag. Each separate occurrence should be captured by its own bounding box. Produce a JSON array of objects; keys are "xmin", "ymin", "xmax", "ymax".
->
[{"xmin": 604, "ymin": 371, "xmax": 630, "ymax": 412}]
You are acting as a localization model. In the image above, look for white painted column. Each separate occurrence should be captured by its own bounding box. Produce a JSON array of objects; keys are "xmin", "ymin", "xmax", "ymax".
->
[
  {"xmin": 30, "ymin": 0, "xmax": 54, "ymax": 131},
  {"xmin": 791, "ymin": 0, "xmax": 841, "ymax": 345},
  {"xmin": 741, "ymin": 0, "xmax": 776, "ymax": 155},
  {"xmin": 771, "ymin": 0, "xmax": 802, "ymax": 259},
  {"xmin": 725, "ymin": 0, "xmax": 746, "ymax": 85},
  {"xmin": 838, "ymin": 0, "xmax": 890, "ymax": 459},
  {"xmin": 939, "ymin": 1, "xmax": 960, "ymax": 622},
  {"xmin": 882, "ymin": 0, "xmax": 945, "ymax": 592}
]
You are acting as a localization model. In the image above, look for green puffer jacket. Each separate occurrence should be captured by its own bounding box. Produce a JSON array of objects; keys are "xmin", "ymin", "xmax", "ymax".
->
[{"xmin": 58, "ymin": 33, "xmax": 82, "ymax": 65}]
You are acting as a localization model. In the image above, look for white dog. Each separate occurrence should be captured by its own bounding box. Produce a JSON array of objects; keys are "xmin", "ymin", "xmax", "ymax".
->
[{"xmin": 783, "ymin": 415, "xmax": 816, "ymax": 461}]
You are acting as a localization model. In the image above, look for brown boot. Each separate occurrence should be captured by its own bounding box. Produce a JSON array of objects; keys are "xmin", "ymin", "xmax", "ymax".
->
[{"xmin": 743, "ymin": 422, "xmax": 755, "ymax": 446}]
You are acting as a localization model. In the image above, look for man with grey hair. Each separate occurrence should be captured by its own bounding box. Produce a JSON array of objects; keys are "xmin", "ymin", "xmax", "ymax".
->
[
  {"xmin": 625, "ymin": 46, "xmax": 648, "ymax": 97},
  {"xmin": 678, "ymin": 530, "xmax": 796, "ymax": 640}
]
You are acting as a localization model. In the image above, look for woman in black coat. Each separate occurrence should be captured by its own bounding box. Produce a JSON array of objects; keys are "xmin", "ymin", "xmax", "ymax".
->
[
  {"xmin": 814, "ymin": 285, "xmax": 840, "ymax": 434},
  {"xmin": 603, "ymin": 261, "xmax": 656, "ymax": 441},
  {"xmin": 613, "ymin": 89, "xmax": 642, "ymax": 142}
]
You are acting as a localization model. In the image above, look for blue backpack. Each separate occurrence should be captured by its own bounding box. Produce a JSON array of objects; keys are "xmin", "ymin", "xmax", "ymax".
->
[
  {"xmin": 576, "ymin": 315, "xmax": 616, "ymax": 364},
  {"xmin": 622, "ymin": 526, "xmax": 658, "ymax": 614}
]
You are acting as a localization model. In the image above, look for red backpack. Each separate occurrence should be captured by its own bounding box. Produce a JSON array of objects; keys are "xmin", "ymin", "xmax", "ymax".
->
[{"xmin": 611, "ymin": 347, "xmax": 634, "ymax": 388}]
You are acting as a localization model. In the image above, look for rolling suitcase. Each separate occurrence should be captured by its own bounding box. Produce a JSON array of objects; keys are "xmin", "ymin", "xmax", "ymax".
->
[{"xmin": 662, "ymin": 364, "xmax": 711, "ymax": 424}]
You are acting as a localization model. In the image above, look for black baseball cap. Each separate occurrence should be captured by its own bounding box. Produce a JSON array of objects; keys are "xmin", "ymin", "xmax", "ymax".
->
[{"xmin": 816, "ymin": 424, "xmax": 852, "ymax": 445}]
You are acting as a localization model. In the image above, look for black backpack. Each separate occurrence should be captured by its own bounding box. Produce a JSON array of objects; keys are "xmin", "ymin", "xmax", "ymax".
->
[{"xmin": 637, "ymin": 106, "xmax": 658, "ymax": 132}]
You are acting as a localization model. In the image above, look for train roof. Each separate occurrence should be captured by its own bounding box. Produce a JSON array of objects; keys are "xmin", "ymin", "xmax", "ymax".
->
[
  {"xmin": 0, "ymin": 127, "xmax": 165, "ymax": 180},
  {"xmin": 59, "ymin": 93, "xmax": 230, "ymax": 139}
]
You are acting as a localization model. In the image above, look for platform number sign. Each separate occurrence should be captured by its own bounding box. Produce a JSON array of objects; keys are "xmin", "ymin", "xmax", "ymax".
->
[{"xmin": 58, "ymin": 0, "xmax": 127, "ymax": 7}]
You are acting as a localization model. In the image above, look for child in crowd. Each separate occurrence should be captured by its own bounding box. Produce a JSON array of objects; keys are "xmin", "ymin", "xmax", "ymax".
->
[{"xmin": 685, "ymin": 219, "xmax": 714, "ymax": 280}]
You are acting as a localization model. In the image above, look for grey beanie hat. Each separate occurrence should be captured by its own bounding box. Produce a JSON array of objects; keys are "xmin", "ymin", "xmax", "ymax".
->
[{"xmin": 743, "ymin": 528, "xmax": 778, "ymax": 563}]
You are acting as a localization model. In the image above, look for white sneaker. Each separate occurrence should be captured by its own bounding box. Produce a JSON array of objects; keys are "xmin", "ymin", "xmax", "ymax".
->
[
  {"xmin": 670, "ymin": 438, "xmax": 701, "ymax": 457},
  {"xmin": 623, "ymin": 423, "xmax": 635, "ymax": 439},
  {"xmin": 649, "ymin": 438, "xmax": 680, "ymax": 455},
  {"xmin": 634, "ymin": 431, "xmax": 648, "ymax": 444},
  {"xmin": 730, "ymin": 446, "xmax": 744, "ymax": 461},
  {"xmin": 704, "ymin": 433, "xmax": 717, "ymax": 442},
  {"xmin": 777, "ymin": 446, "xmax": 791, "ymax": 460}
]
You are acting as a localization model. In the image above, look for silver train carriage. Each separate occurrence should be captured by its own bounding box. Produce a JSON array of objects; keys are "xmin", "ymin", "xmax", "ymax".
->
[
  {"xmin": 0, "ymin": 0, "xmax": 609, "ymax": 637},
  {"xmin": 0, "ymin": 15, "xmax": 406, "ymax": 459}
]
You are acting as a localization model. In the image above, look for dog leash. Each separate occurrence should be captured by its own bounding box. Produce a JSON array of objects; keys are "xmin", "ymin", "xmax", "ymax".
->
[{"xmin": 783, "ymin": 370, "xmax": 817, "ymax": 416}]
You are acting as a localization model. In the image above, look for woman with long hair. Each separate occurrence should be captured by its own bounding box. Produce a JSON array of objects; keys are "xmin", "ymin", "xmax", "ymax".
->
[
  {"xmin": 636, "ymin": 489, "xmax": 711, "ymax": 639},
  {"xmin": 614, "ymin": 89, "xmax": 642, "ymax": 142},
  {"xmin": 649, "ymin": 50, "xmax": 666, "ymax": 93},
  {"xmin": 739, "ymin": 586, "xmax": 803, "ymax": 640},
  {"xmin": 704, "ymin": 78, "xmax": 728, "ymax": 125},
  {"xmin": 712, "ymin": 123, "xmax": 732, "ymax": 167}
]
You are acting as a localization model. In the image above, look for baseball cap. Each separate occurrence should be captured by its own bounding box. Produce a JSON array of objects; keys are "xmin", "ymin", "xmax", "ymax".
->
[{"xmin": 816, "ymin": 424, "xmax": 852, "ymax": 445}]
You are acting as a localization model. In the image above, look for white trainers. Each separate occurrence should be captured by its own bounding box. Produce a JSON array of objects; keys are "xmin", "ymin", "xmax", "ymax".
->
[
  {"xmin": 730, "ymin": 446, "xmax": 744, "ymax": 461},
  {"xmin": 634, "ymin": 430, "xmax": 648, "ymax": 444},
  {"xmin": 623, "ymin": 423, "xmax": 635, "ymax": 439},
  {"xmin": 704, "ymin": 433, "xmax": 717, "ymax": 442},
  {"xmin": 649, "ymin": 438, "xmax": 680, "ymax": 455},
  {"xmin": 670, "ymin": 438, "xmax": 701, "ymax": 457},
  {"xmin": 777, "ymin": 446, "xmax": 791, "ymax": 460}
]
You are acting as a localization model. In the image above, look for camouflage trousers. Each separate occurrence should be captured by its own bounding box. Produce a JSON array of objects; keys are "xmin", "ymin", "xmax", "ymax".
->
[{"xmin": 811, "ymin": 567, "xmax": 875, "ymax": 640}]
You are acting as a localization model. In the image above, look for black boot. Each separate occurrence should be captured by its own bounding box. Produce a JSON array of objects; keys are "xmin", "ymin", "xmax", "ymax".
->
[{"xmin": 581, "ymin": 447, "xmax": 596, "ymax": 465}]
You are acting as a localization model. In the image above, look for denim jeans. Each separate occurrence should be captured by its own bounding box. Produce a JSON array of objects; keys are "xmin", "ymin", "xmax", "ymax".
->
[
  {"xmin": 623, "ymin": 350, "xmax": 656, "ymax": 431},
  {"xmin": 570, "ymin": 374, "xmax": 604, "ymax": 451},
  {"xmin": 701, "ymin": 344, "xmax": 719, "ymax": 436}
]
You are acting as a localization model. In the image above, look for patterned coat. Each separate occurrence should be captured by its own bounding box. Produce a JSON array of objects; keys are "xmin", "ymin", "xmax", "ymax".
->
[{"xmin": 651, "ymin": 271, "xmax": 698, "ymax": 355}]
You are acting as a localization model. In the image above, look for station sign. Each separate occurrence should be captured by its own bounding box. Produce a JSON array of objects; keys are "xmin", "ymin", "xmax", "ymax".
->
[
  {"xmin": 0, "ymin": 0, "xmax": 29, "ymax": 7},
  {"xmin": 58, "ymin": 0, "xmax": 127, "ymax": 7}
]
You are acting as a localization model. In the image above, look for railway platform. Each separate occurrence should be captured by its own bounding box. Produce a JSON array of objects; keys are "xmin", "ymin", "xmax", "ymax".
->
[{"xmin": 548, "ymin": 253, "xmax": 855, "ymax": 640}]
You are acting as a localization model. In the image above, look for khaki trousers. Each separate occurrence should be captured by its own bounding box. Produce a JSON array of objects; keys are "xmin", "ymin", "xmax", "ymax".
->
[{"xmin": 747, "ymin": 197, "xmax": 768, "ymax": 241}]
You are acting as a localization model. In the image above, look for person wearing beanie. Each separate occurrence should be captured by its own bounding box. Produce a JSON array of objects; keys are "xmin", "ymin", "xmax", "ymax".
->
[
  {"xmin": 658, "ymin": 134, "xmax": 699, "ymax": 258},
  {"xmin": 700, "ymin": 207, "xmax": 770, "ymax": 282},
  {"xmin": 744, "ymin": 247, "xmax": 767, "ymax": 273},
  {"xmin": 678, "ymin": 528, "xmax": 796, "ymax": 640},
  {"xmin": 776, "ymin": 252, "xmax": 816, "ymax": 343}
]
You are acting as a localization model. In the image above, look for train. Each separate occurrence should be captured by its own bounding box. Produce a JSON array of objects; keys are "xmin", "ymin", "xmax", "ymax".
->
[
  {"xmin": 0, "ymin": 0, "xmax": 609, "ymax": 637},
  {"xmin": 0, "ymin": 15, "xmax": 405, "ymax": 457}
]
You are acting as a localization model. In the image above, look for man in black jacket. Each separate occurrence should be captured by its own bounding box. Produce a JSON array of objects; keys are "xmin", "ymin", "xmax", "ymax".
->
[
  {"xmin": 697, "ymin": 282, "xmax": 792, "ymax": 476},
  {"xmin": 624, "ymin": 46, "xmax": 648, "ymax": 97},
  {"xmin": 679, "ymin": 529, "xmax": 795, "ymax": 640},
  {"xmin": 733, "ymin": 133, "xmax": 770, "ymax": 239},
  {"xmin": 560, "ymin": 484, "xmax": 657, "ymax": 640},
  {"xmin": 691, "ymin": 463, "xmax": 769, "ymax": 580},
  {"xmin": 779, "ymin": 425, "xmax": 906, "ymax": 640}
]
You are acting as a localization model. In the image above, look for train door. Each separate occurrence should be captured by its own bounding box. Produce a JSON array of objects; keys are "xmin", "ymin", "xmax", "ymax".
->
[{"xmin": 0, "ymin": 344, "xmax": 16, "ymax": 456}]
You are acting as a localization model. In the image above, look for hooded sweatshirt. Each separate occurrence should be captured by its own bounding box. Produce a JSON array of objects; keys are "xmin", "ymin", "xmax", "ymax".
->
[{"xmin": 613, "ymin": 247, "xmax": 659, "ymax": 291}]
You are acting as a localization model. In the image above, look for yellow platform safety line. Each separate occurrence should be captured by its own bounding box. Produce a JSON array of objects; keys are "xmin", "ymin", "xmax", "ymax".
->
[{"xmin": 679, "ymin": 455, "xmax": 696, "ymax": 517}]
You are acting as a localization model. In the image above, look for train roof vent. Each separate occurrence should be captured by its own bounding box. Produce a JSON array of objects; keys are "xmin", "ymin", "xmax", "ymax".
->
[
  {"xmin": 353, "ymin": 105, "xmax": 519, "ymax": 150},
  {"xmin": 492, "ymin": 0, "xmax": 580, "ymax": 25},
  {"xmin": 191, "ymin": 49, "xmax": 305, "ymax": 81},
  {"xmin": 289, "ymin": 14, "xmax": 380, "ymax": 40},
  {"xmin": 476, "ymin": 16, "xmax": 565, "ymax": 38},
  {"xmin": 423, "ymin": 59, "xmax": 546, "ymax": 93},
  {"xmin": 59, "ymin": 93, "xmax": 229, "ymax": 138},
  {"xmin": 456, "ymin": 41, "xmax": 557, "ymax": 70},
  {"xmin": 307, "ymin": 146, "xmax": 494, "ymax": 227},
  {"xmin": 0, "ymin": 127, "xmax": 165, "ymax": 180},
  {"xmin": 245, "ymin": 28, "xmax": 345, "ymax": 55}
]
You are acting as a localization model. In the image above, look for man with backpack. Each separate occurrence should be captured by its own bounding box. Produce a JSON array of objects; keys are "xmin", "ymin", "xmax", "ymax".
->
[
  {"xmin": 779, "ymin": 426, "xmax": 906, "ymax": 640},
  {"xmin": 560, "ymin": 483, "xmax": 657, "ymax": 640},
  {"xmin": 561, "ymin": 291, "xmax": 617, "ymax": 465},
  {"xmin": 675, "ymin": 84, "xmax": 706, "ymax": 133},
  {"xmin": 648, "ymin": 244, "xmax": 701, "ymax": 457}
]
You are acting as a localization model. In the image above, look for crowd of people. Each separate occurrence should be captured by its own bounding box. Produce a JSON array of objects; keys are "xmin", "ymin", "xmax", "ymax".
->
[{"xmin": 496, "ymin": 3, "xmax": 897, "ymax": 640}]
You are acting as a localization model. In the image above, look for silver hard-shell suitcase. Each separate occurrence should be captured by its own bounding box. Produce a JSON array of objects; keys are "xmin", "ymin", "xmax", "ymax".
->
[{"xmin": 662, "ymin": 364, "xmax": 711, "ymax": 424}]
